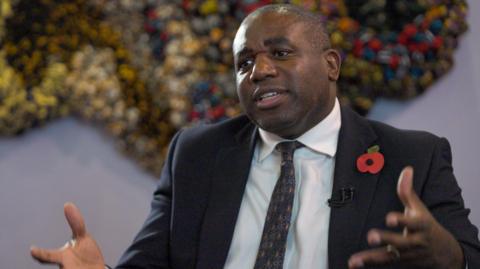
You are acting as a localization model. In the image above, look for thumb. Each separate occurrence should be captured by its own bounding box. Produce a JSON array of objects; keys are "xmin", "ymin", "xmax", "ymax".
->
[
  {"xmin": 30, "ymin": 246, "xmax": 63, "ymax": 265},
  {"xmin": 397, "ymin": 166, "xmax": 422, "ymax": 211},
  {"xmin": 64, "ymin": 202, "xmax": 86, "ymax": 239}
]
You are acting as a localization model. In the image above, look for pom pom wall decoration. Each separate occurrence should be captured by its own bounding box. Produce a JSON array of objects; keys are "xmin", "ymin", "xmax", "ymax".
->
[{"xmin": 0, "ymin": 0, "xmax": 468, "ymax": 175}]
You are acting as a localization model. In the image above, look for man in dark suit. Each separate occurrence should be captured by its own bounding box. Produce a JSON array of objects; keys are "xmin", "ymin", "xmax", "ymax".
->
[{"xmin": 31, "ymin": 4, "xmax": 480, "ymax": 269}]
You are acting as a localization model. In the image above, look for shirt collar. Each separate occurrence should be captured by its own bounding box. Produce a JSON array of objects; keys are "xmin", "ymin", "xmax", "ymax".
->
[{"xmin": 257, "ymin": 98, "xmax": 342, "ymax": 161}]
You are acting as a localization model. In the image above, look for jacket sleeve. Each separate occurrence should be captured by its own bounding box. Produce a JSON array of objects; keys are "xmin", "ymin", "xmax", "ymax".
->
[
  {"xmin": 421, "ymin": 137, "xmax": 480, "ymax": 268},
  {"xmin": 115, "ymin": 131, "xmax": 183, "ymax": 269}
]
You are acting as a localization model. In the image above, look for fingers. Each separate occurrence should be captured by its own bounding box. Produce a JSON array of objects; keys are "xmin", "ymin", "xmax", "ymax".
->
[
  {"xmin": 348, "ymin": 247, "xmax": 397, "ymax": 269},
  {"xmin": 386, "ymin": 212, "xmax": 429, "ymax": 231},
  {"xmin": 64, "ymin": 202, "xmax": 86, "ymax": 238},
  {"xmin": 30, "ymin": 246, "xmax": 63, "ymax": 265},
  {"xmin": 397, "ymin": 167, "xmax": 427, "ymax": 212},
  {"xmin": 397, "ymin": 166, "xmax": 414, "ymax": 207},
  {"xmin": 396, "ymin": 166, "xmax": 433, "ymax": 236},
  {"xmin": 349, "ymin": 167, "xmax": 440, "ymax": 269},
  {"xmin": 349, "ymin": 228, "xmax": 422, "ymax": 269},
  {"xmin": 367, "ymin": 229, "xmax": 425, "ymax": 250}
]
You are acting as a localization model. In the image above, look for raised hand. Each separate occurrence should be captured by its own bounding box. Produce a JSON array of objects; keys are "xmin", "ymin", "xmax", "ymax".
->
[
  {"xmin": 30, "ymin": 203, "xmax": 105, "ymax": 269},
  {"xmin": 348, "ymin": 166, "xmax": 465, "ymax": 269}
]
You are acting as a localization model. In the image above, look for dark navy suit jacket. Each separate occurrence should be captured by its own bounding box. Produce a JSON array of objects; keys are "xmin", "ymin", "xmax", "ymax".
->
[{"xmin": 116, "ymin": 106, "xmax": 480, "ymax": 269}]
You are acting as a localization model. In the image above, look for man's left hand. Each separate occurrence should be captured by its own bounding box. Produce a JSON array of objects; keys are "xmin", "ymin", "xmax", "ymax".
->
[{"xmin": 348, "ymin": 166, "xmax": 465, "ymax": 269}]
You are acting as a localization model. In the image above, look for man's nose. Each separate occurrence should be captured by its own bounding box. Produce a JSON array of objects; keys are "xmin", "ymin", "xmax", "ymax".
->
[{"xmin": 249, "ymin": 54, "xmax": 278, "ymax": 82}]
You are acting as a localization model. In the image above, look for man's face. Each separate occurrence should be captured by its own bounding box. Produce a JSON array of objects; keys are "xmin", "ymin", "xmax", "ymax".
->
[{"xmin": 233, "ymin": 11, "xmax": 341, "ymax": 139}]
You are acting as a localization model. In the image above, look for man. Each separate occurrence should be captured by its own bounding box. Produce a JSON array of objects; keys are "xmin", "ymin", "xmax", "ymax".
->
[{"xmin": 31, "ymin": 4, "xmax": 480, "ymax": 269}]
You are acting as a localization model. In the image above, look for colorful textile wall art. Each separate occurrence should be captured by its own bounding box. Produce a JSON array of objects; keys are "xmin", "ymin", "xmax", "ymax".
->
[{"xmin": 0, "ymin": 0, "xmax": 468, "ymax": 175}]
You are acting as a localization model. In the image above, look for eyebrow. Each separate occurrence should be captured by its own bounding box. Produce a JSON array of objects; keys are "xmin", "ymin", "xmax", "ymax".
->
[
  {"xmin": 264, "ymin": 36, "xmax": 291, "ymax": 47},
  {"xmin": 235, "ymin": 36, "xmax": 292, "ymax": 59},
  {"xmin": 236, "ymin": 48, "xmax": 253, "ymax": 60}
]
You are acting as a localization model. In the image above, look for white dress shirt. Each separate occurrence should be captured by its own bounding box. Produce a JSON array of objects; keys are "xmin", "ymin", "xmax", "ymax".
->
[{"xmin": 224, "ymin": 99, "xmax": 342, "ymax": 269}]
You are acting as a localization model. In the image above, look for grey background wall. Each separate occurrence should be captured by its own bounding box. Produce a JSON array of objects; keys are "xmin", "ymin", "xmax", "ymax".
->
[{"xmin": 1, "ymin": 1, "xmax": 479, "ymax": 268}]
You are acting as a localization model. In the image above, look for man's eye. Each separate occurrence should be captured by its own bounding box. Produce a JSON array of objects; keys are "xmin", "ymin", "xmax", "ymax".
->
[
  {"xmin": 273, "ymin": 50, "xmax": 290, "ymax": 58},
  {"xmin": 238, "ymin": 59, "xmax": 253, "ymax": 70}
]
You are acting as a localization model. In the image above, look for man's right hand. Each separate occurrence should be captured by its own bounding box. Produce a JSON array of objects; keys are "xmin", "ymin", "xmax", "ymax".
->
[{"xmin": 30, "ymin": 202, "xmax": 105, "ymax": 269}]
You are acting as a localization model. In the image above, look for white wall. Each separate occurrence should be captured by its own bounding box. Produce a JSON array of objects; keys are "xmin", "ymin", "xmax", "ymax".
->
[
  {"xmin": 0, "ymin": 119, "xmax": 157, "ymax": 268},
  {"xmin": 1, "ymin": 1, "xmax": 479, "ymax": 268},
  {"xmin": 368, "ymin": 0, "xmax": 480, "ymax": 226}
]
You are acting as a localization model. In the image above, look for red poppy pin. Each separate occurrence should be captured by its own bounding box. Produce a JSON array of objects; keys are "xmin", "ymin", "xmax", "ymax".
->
[{"xmin": 357, "ymin": 145, "xmax": 384, "ymax": 174}]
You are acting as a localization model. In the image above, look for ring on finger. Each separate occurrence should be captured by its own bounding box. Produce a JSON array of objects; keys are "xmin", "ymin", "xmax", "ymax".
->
[
  {"xmin": 67, "ymin": 239, "xmax": 76, "ymax": 248},
  {"xmin": 386, "ymin": 244, "xmax": 400, "ymax": 260}
]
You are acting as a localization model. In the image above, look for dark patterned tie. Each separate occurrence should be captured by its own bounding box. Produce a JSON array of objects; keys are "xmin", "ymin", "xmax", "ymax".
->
[{"xmin": 254, "ymin": 141, "xmax": 304, "ymax": 269}]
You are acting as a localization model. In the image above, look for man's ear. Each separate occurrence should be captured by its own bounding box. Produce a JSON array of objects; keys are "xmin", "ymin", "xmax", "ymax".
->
[{"xmin": 324, "ymin": 49, "xmax": 341, "ymax": 81}]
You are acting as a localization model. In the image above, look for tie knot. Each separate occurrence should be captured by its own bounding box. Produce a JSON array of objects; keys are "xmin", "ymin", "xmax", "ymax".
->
[{"xmin": 275, "ymin": 141, "xmax": 304, "ymax": 156}]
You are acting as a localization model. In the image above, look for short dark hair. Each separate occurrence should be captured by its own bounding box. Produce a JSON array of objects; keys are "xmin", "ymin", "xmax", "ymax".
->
[{"xmin": 242, "ymin": 4, "xmax": 331, "ymax": 50}]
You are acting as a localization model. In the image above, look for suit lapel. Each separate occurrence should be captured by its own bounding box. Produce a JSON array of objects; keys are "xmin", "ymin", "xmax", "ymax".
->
[
  {"xmin": 196, "ymin": 123, "xmax": 258, "ymax": 269},
  {"xmin": 328, "ymin": 106, "xmax": 380, "ymax": 269}
]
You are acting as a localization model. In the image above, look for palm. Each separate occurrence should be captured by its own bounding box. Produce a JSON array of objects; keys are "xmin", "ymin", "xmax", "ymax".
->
[
  {"xmin": 30, "ymin": 203, "xmax": 105, "ymax": 269},
  {"xmin": 61, "ymin": 234, "xmax": 104, "ymax": 268}
]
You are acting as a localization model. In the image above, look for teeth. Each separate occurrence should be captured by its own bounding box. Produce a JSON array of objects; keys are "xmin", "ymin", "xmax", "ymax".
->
[{"xmin": 259, "ymin": 92, "xmax": 278, "ymax": 100}]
